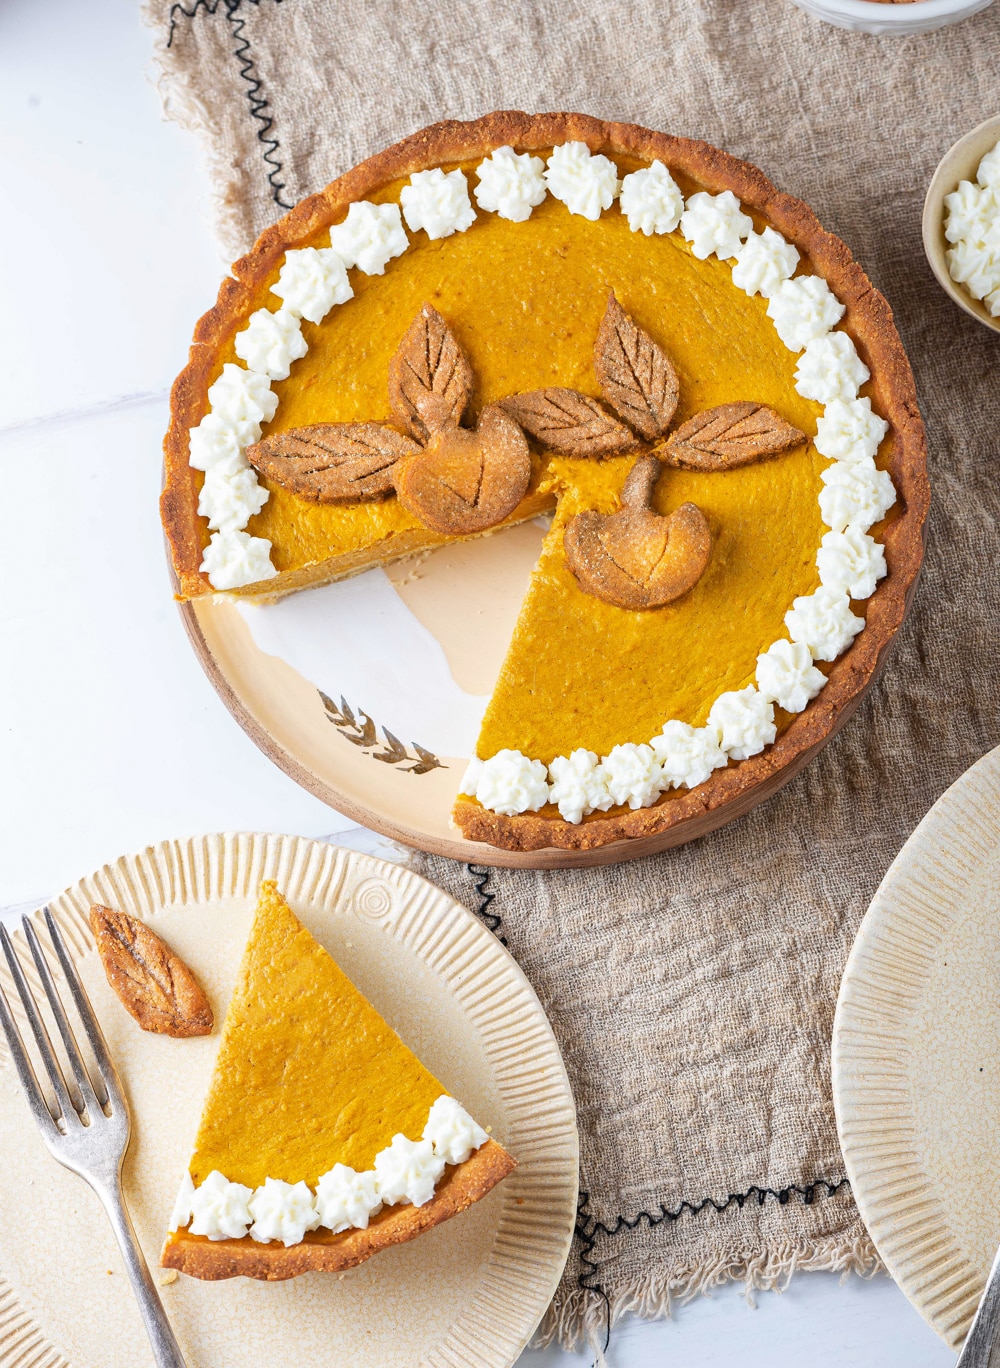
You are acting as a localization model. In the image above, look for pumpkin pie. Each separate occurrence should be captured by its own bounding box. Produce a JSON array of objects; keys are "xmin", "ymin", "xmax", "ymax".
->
[
  {"xmin": 161, "ymin": 112, "xmax": 928, "ymax": 854},
  {"xmin": 161, "ymin": 881, "xmax": 515, "ymax": 1280}
]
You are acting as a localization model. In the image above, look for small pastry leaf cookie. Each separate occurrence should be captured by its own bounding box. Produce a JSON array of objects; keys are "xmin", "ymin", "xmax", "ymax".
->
[
  {"xmin": 594, "ymin": 291, "xmax": 679, "ymax": 440},
  {"xmin": 388, "ymin": 304, "xmax": 474, "ymax": 441},
  {"xmin": 89, "ymin": 905, "xmax": 213, "ymax": 1038},
  {"xmin": 500, "ymin": 388, "xmax": 639, "ymax": 458},
  {"xmin": 662, "ymin": 401, "xmax": 805, "ymax": 471},
  {"xmin": 246, "ymin": 423, "xmax": 420, "ymax": 503}
]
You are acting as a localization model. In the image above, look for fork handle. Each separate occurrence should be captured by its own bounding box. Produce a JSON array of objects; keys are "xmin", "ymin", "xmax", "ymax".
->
[
  {"xmin": 96, "ymin": 1180, "xmax": 187, "ymax": 1368},
  {"xmin": 958, "ymin": 1239, "xmax": 1000, "ymax": 1368}
]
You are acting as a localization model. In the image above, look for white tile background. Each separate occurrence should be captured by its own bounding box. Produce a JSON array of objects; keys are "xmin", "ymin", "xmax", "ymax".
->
[{"xmin": 0, "ymin": 1, "xmax": 958, "ymax": 1363}]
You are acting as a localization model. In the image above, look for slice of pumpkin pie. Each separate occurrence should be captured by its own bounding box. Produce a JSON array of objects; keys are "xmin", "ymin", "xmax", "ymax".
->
[{"xmin": 161, "ymin": 881, "xmax": 515, "ymax": 1281}]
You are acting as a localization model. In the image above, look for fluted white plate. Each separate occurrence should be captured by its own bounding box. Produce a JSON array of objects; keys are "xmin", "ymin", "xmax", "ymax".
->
[
  {"xmin": 0, "ymin": 834, "xmax": 578, "ymax": 1368},
  {"xmin": 833, "ymin": 746, "xmax": 1000, "ymax": 1349}
]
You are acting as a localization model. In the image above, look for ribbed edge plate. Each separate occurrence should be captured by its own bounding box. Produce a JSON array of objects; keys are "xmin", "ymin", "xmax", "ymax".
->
[
  {"xmin": 0, "ymin": 833, "xmax": 579, "ymax": 1368},
  {"xmin": 833, "ymin": 747, "xmax": 1000, "ymax": 1348}
]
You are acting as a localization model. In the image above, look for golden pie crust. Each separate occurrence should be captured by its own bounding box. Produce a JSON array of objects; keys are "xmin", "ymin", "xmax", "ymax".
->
[
  {"xmin": 162, "ymin": 1139, "xmax": 515, "ymax": 1281},
  {"xmin": 161, "ymin": 112, "xmax": 928, "ymax": 854}
]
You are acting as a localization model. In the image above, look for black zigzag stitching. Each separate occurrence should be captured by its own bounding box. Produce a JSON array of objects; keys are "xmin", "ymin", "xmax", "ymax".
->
[
  {"xmin": 467, "ymin": 864, "xmax": 508, "ymax": 946},
  {"xmin": 457, "ymin": 860, "xmax": 849, "ymax": 1354},
  {"xmin": 574, "ymin": 1177, "xmax": 849, "ymax": 1355},
  {"xmin": 165, "ymin": 0, "xmax": 292, "ymax": 213}
]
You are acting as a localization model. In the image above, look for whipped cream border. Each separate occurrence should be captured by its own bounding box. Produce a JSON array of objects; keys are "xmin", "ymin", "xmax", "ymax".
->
[
  {"xmin": 186, "ymin": 145, "xmax": 895, "ymax": 820},
  {"xmin": 168, "ymin": 1094, "xmax": 490, "ymax": 1247}
]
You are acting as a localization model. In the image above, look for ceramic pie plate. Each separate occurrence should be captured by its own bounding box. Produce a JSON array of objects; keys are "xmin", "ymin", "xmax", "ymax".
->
[
  {"xmin": 833, "ymin": 745, "xmax": 1000, "ymax": 1349},
  {"xmin": 0, "ymin": 833, "xmax": 579, "ymax": 1368}
]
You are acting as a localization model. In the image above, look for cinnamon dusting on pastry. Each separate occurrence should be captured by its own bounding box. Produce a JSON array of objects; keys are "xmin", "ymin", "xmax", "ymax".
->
[
  {"xmin": 594, "ymin": 291, "xmax": 679, "ymax": 439},
  {"xmin": 387, "ymin": 306, "xmax": 531, "ymax": 533},
  {"xmin": 393, "ymin": 404, "xmax": 530, "ymax": 535},
  {"xmin": 661, "ymin": 401, "xmax": 805, "ymax": 471},
  {"xmin": 388, "ymin": 304, "xmax": 474, "ymax": 441},
  {"xmin": 89, "ymin": 905, "xmax": 213, "ymax": 1038},
  {"xmin": 499, "ymin": 387, "xmax": 639, "ymax": 458},
  {"xmin": 564, "ymin": 455, "xmax": 711, "ymax": 610},
  {"xmin": 246, "ymin": 423, "xmax": 419, "ymax": 503}
]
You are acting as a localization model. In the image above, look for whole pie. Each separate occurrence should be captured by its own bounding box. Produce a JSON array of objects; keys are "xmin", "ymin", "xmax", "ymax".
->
[
  {"xmin": 162, "ymin": 881, "xmax": 515, "ymax": 1280},
  {"xmin": 161, "ymin": 112, "xmax": 928, "ymax": 854}
]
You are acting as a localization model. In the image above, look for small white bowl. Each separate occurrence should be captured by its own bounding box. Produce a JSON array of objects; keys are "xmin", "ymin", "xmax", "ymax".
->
[
  {"xmin": 923, "ymin": 113, "xmax": 1000, "ymax": 334},
  {"xmin": 790, "ymin": 0, "xmax": 993, "ymax": 36}
]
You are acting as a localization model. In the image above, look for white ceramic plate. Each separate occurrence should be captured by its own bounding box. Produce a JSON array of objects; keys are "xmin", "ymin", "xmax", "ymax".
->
[
  {"xmin": 833, "ymin": 746, "xmax": 1000, "ymax": 1349},
  {"xmin": 789, "ymin": 0, "xmax": 993, "ymax": 36},
  {"xmin": 0, "ymin": 833, "xmax": 579, "ymax": 1368}
]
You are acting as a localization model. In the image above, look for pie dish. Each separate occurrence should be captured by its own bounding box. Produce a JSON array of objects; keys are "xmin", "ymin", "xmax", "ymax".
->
[
  {"xmin": 162, "ymin": 880, "xmax": 515, "ymax": 1279},
  {"xmin": 161, "ymin": 112, "xmax": 928, "ymax": 856}
]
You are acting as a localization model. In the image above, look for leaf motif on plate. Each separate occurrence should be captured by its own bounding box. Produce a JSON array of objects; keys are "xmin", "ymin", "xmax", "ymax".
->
[
  {"xmin": 388, "ymin": 304, "xmax": 474, "ymax": 441},
  {"xmin": 661, "ymin": 402, "xmax": 806, "ymax": 471},
  {"xmin": 409, "ymin": 742, "xmax": 445, "ymax": 775},
  {"xmin": 594, "ymin": 291, "xmax": 679, "ymax": 440},
  {"xmin": 89, "ymin": 905, "xmax": 214, "ymax": 1038},
  {"xmin": 373, "ymin": 728, "xmax": 409, "ymax": 764},
  {"xmin": 319, "ymin": 693, "xmax": 447, "ymax": 773},
  {"xmin": 246, "ymin": 423, "xmax": 419, "ymax": 502},
  {"xmin": 500, "ymin": 388, "xmax": 640, "ymax": 458}
]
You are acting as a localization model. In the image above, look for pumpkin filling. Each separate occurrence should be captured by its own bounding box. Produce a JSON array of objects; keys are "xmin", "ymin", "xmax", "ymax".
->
[{"xmin": 169, "ymin": 139, "xmax": 899, "ymax": 838}]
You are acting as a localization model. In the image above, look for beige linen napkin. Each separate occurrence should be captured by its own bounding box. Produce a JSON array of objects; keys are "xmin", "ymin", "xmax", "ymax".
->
[{"xmin": 143, "ymin": 0, "xmax": 1000, "ymax": 1351}]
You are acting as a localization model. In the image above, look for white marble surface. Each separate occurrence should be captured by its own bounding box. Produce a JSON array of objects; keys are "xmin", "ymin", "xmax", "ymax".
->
[{"xmin": 0, "ymin": 1, "xmax": 958, "ymax": 1363}]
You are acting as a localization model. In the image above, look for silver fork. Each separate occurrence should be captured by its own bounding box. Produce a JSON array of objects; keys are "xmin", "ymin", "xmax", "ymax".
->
[
  {"xmin": 0, "ymin": 908, "xmax": 186, "ymax": 1368},
  {"xmin": 956, "ymin": 1240, "xmax": 1000, "ymax": 1368}
]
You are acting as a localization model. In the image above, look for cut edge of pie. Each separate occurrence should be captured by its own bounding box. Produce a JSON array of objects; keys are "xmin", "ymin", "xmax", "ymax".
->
[{"xmin": 160, "ymin": 112, "xmax": 929, "ymax": 854}]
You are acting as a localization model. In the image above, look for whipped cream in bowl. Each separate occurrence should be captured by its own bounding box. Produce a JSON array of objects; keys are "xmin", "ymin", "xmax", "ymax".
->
[{"xmin": 924, "ymin": 113, "xmax": 1000, "ymax": 334}]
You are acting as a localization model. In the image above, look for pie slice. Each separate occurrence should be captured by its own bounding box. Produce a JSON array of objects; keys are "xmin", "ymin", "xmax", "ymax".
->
[{"xmin": 161, "ymin": 881, "xmax": 515, "ymax": 1280}]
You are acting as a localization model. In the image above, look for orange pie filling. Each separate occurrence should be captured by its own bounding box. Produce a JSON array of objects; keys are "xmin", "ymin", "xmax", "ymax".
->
[
  {"xmin": 172, "ymin": 142, "xmax": 897, "ymax": 829},
  {"xmin": 162, "ymin": 883, "xmax": 514, "ymax": 1279}
]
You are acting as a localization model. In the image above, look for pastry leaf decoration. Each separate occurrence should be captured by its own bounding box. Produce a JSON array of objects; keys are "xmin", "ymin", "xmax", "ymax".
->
[
  {"xmin": 233, "ymin": 287, "xmax": 807, "ymax": 581},
  {"xmin": 385, "ymin": 306, "xmax": 531, "ymax": 534},
  {"xmin": 661, "ymin": 401, "xmax": 806, "ymax": 471},
  {"xmin": 388, "ymin": 304, "xmax": 475, "ymax": 441},
  {"xmin": 89, "ymin": 904, "xmax": 214, "ymax": 1038},
  {"xmin": 246, "ymin": 423, "xmax": 420, "ymax": 502},
  {"xmin": 594, "ymin": 290, "xmax": 679, "ymax": 440},
  {"xmin": 499, "ymin": 388, "xmax": 640, "ymax": 458},
  {"xmin": 246, "ymin": 303, "xmax": 529, "ymax": 533},
  {"xmin": 563, "ymin": 455, "xmax": 711, "ymax": 611},
  {"xmin": 547, "ymin": 293, "xmax": 808, "ymax": 609}
]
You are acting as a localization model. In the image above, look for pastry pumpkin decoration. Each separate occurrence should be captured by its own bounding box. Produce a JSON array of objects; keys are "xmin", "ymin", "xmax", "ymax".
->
[
  {"xmin": 501, "ymin": 291, "xmax": 807, "ymax": 609},
  {"xmin": 247, "ymin": 305, "xmax": 530, "ymax": 536},
  {"xmin": 246, "ymin": 292, "xmax": 805, "ymax": 607},
  {"xmin": 563, "ymin": 455, "xmax": 711, "ymax": 611}
]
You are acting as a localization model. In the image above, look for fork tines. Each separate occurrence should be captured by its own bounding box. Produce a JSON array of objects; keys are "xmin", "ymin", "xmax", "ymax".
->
[{"xmin": 0, "ymin": 909, "xmax": 116, "ymax": 1135}]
